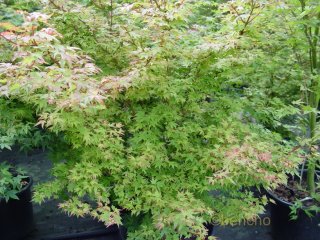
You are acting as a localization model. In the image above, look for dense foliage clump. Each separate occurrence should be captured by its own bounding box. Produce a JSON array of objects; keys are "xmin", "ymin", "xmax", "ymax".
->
[
  {"xmin": 0, "ymin": 0, "xmax": 312, "ymax": 239},
  {"xmin": 0, "ymin": 162, "xmax": 28, "ymax": 202}
]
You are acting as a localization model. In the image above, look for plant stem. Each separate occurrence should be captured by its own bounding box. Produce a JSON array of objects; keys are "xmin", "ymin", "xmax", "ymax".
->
[
  {"xmin": 110, "ymin": 0, "xmax": 113, "ymax": 32},
  {"xmin": 300, "ymin": 0, "xmax": 319, "ymax": 195},
  {"xmin": 307, "ymin": 91, "xmax": 318, "ymax": 194}
]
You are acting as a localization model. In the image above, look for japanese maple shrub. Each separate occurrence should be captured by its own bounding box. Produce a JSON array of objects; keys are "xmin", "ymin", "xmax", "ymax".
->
[
  {"xmin": 0, "ymin": 2, "xmax": 302, "ymax": 240},
  {"xmin": 212, "ymin": 0, "xmax": 319, "ymax": 211}
]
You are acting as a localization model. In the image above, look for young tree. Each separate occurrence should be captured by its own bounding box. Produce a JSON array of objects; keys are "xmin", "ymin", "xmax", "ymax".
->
[{"xmin": 0, "ymin": 1, "xmax": 303, "ymax": 239}]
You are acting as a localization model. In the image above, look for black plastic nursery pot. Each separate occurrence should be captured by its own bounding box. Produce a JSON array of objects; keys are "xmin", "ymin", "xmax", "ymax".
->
[
  {"xmin": 266, "ymin": 172, "xmax": 320, "ymax": 240},
  {"xmin": 0, "ymin": 177, "xmax": 34, "ymax": 240}
]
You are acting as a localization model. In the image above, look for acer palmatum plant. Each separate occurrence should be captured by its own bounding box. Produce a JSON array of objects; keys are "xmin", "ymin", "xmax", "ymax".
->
[{"xmin": 0, "ymin": 3, "xmax": 302, "ymax": 240}]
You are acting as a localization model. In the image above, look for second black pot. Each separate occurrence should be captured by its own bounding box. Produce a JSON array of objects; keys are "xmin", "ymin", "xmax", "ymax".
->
[
  {"xmin": 0, "ymin": 177, "xmax": 34, "ymax": 240},
  {"xmin": 266, "ymin": 181, "xmax": 320, "ymax": 240}
]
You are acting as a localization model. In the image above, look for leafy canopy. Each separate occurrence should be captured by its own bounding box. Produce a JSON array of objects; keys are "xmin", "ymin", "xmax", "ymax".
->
[{"xmin": 0, "ymin": 1, "xmax": 305, "ymax": 239}]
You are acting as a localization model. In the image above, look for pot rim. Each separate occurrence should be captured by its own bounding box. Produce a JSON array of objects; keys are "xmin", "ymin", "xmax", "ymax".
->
[
  {"xmin": 266, "ymin": 169, "xmax": 319, "ymax": 209},
  {"xmin": 265, "ymin": 188, "xmax": 294, "ymax": 207}
]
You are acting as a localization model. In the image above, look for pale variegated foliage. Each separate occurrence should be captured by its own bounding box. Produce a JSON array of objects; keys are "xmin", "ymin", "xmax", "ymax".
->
[
  {"xmin": 0, "ymin": 12, "xmax": 135, "ymax": 109},
  {"xmin": 0, "ymin": 1, "xmax": 306, "ymax": 240}
]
